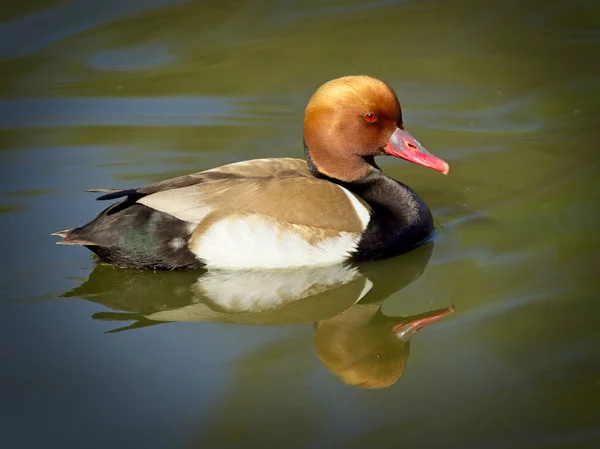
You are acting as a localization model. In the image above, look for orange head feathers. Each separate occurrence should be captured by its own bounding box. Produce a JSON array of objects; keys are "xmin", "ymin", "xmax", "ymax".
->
[{"xmin": 303, "ymin": 75, "xmax": 449, "ymax": 181}]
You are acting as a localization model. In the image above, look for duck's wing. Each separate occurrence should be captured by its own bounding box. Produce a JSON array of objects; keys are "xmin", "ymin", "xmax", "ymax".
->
[
  {"xmin": 87, "ymin": 158, "xmax": 312, "ymax": 201},
  {"xmin": 138, "ymin": 166, "xmax": 371, "ymax": 233},
  {"xmin": 88, "ymin": 157, "xmax": 371, "ymax": 234}
]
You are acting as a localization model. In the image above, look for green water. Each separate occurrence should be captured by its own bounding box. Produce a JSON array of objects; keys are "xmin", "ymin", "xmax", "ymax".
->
[{"xmin": 1, "ymin": 0, "xmax": 599, "ymax": 448}]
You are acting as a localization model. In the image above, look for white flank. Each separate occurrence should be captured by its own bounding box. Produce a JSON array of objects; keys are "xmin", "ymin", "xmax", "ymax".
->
[
  {"xmin": 196, "ymin": 264, "xmax": 361, "ymax": 313},
  {"xmin": 337, "ymin": 185, "xmax": 371, "ymax": 230},
  {"xmin": 190, "ymin": 215, "xmax": 361, "ymax": 269}
]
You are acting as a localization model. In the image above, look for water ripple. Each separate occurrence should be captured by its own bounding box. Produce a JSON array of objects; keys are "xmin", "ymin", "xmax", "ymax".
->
[
  {"xmin": 87, "ymin": 43, "xmax": 176, "ymax": 72},
  {"xmin": 0, "ymin": 0, "xmax": 188, "ymax": 59},
  {"xmin": 0, "ymin": 96, "xmax": 238, "ymax": 128}
]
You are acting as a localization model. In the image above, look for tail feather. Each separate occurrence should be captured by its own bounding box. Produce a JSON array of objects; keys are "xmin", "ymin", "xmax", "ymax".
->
[
  {"xmin": 85, "ymin": 188, "xmax": 139, "ymax": 201},
  {"xmin": 56, "ymin": 238, "xmax": 99, "ymax": 246},
  {"xmin": 52, "ymin": 228, "xmax": 99, "ymax": 246},
  {"xmin": 95, "ymin": 189, "xmax": 139, "ymax": 201},
  {"xmin": 51, "ymin": 229, "xmax": 73, "ymax": 239}
]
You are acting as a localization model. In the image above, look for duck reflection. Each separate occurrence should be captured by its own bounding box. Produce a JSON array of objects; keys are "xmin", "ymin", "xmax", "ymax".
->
[
  {"xmin": 63, "ymin": 241, "xmax": 453, "ymax": 388},
  {"xmin": 314, "ymin": 303, "xmax": 453, "ymax": 389}
]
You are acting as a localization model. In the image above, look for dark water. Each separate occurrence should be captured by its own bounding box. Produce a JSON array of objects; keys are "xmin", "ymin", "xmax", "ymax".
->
[{"xmin": 1, "ymin": 0, "xmax": 599, "ymax": 448}]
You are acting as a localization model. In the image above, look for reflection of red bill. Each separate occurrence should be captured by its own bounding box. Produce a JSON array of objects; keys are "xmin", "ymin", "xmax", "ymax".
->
[
  {"xmin": 393, "ymin": 306, "xmax": 455, "ymax": 341},
  {"xmin": 384, "ymin": 127, "xmax": 450, "ymax": 175}
]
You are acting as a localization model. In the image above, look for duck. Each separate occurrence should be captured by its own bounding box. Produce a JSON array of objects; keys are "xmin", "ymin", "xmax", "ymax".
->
[{"xmin": 53, "ymin": 75, "xmax": 449, "ymax": 270}]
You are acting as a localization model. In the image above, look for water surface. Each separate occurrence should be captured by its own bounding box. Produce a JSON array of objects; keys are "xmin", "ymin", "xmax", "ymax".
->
[{"xmin": 1, "ymin": 1, "xmax": 599, "ymax": 448}]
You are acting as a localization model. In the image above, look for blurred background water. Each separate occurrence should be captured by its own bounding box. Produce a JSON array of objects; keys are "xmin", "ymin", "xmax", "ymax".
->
[{"xmin": 1, "ymin": 0, "xmax": 599, "ymax": 448}]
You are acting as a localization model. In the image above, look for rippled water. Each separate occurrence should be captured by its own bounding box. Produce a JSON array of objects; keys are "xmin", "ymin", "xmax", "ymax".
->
[{"xmin": 1, "ymin": 1, "xmax": 599, "ymax": 448}]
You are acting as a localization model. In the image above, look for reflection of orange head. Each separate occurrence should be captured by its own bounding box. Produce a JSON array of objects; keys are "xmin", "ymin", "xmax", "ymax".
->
[{"xmin": 314, "ymin": 305, "xmax": 453, "ymax": 389}]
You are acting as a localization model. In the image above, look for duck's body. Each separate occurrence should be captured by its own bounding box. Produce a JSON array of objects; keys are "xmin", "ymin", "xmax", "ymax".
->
[{"xmin": 54, "ymin": 76, "xmax": 449, "ymax": 270}]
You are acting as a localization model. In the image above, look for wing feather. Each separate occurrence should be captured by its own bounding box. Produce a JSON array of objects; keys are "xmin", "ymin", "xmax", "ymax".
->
[
  {"xmin": 86, "ymin": 157, "xmax": 371, "ymax": 234},
  {"xmin": 90, "ymin": 158, "xmax": 310, "ymax": 201},
  {"xmin": 139, "ymin": 176, "xmax": 370, "ymax": 233}
]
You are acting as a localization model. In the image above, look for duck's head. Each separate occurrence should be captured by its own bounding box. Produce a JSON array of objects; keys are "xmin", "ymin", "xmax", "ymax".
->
[{"xmin": 304, "ymin": 75, "xmax": 449, "ymax": 181}]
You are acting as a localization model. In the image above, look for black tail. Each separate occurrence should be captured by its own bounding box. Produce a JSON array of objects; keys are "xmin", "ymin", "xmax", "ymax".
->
[{"xmin": 53, "ymin": 198, "xmax": 203, "ymax": 270}]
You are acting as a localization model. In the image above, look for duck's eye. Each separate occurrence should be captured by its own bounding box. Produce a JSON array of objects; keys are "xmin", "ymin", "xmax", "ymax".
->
[{"xmin": 364, "ymin": 113, "xmax": 378, "ymax": 123}]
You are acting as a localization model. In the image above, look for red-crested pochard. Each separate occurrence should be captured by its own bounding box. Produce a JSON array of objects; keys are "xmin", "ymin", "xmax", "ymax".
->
[{"xmin": 53, "ymin": 75, "xmax": 449, "ymax": 270}]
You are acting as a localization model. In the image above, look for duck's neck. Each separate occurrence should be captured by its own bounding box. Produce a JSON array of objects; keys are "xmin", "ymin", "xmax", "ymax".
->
[
  {"xmin": 305, "ymin": 142, "xmax": 434, "ymax": 260},
  {"xmin": 304, "ymin": 141, "xmax": 426, "ymax": 223}
]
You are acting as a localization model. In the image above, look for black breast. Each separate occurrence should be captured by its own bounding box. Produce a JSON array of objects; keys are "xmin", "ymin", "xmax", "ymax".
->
[{"xmin": 342, "ymin": 172, "xmax": 434, "ymax": 261}]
